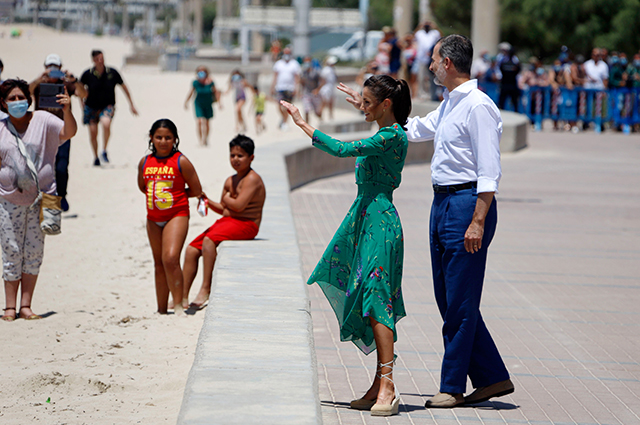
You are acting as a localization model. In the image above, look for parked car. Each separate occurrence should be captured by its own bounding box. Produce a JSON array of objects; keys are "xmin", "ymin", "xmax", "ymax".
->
[{"xmin": 327, "ymin": 30, "xmax": 383, "ymax": 62}]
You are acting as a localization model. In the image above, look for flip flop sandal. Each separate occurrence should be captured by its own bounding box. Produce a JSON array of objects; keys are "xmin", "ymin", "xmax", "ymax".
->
[
  {"xmin": 2, "ymin": 307, "xmax": 17, "ymax": 322},
  {"xmin": 19, "ymin": 306, "xmax": 42, "ymax": 320}
]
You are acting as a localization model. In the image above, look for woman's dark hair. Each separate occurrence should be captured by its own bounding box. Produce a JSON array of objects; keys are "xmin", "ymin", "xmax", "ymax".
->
[
  {"xmin": 0, "ymin": 79, "xmax": 32, "ymax": 113},
  {"xmin": 148, "ymin": 118, "xmax": 180, "ymax": 155},
  {"xmin": 229, "ymin": 134, "xmax": 255, "ymax": 156},
  {"xmin": 363, "ymin": 75, "xmax": 412, "ymax": 129}
]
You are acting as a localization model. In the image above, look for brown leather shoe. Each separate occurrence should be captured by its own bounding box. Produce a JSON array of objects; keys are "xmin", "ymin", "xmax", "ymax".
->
[
  {"xmin": 464, "ymin": 379, "xmax": 515, "ymax": 404},
  {"xmin": 425, "ymin": 392, "xmax": 464, "ymax": 408}
]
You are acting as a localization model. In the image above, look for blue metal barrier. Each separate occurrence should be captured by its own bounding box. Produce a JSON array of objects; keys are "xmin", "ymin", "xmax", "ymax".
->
[{"xmin": 477, "ymin": 82, "xmax": 640, "ymax": 132}]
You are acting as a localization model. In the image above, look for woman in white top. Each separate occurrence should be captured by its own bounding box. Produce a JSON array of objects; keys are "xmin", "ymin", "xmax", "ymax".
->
[{"xmin": 0, "ymin": 78, "xmax": 76, "ymax": 321}]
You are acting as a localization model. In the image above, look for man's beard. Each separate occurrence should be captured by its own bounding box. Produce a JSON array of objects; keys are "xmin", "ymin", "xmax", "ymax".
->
[{"xmin": 433, "ymin": 62, "xmax": 446, "ymax": 86}]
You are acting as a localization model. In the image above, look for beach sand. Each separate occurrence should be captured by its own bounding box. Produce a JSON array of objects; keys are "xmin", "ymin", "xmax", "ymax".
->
[{"xmin": 0, "ymin": 24, "xmax": 361, "ymax": 424}]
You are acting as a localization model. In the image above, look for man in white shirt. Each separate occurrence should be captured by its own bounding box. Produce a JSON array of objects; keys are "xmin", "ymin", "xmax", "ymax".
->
[
  {"xmin": 406, "ymin": 34, "xmax": 513, "ymax": 408},
  {"xmin": 583, "ymin": 48, "xmax": 609, "ymax": 89},
  {"xmin": 413, "ymin": 21, "xmax": 441, "ymax": 100},
  {"xmin": 271, "ymin": 47, "xmax": 301, "ymax": 130}
]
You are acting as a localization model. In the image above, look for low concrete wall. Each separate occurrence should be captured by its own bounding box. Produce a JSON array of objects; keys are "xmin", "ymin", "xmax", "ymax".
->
[{"xmin": 176, "ymin": 141, "xmax": 322, "ymax": 425}]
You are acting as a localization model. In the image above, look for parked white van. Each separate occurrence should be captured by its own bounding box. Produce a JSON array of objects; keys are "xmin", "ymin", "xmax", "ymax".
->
[{"xmin": 327, "ymin": 30, "xmax": 384, "ymax": 62}]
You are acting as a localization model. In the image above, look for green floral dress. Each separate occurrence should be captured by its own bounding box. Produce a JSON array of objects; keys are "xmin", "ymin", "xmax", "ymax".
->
[{"xmin": 308, "ymin": 124, "xmax": 407, "ymax": 355}]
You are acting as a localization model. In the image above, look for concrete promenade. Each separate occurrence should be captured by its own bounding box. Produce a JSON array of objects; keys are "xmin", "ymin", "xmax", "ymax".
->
[{"xmin": 290, "ymin": 129, "xmax": 640, "ymax": 424}]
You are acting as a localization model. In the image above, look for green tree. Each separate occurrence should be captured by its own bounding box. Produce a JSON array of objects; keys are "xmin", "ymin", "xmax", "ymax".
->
[
  {"xmin": 428, "ymin": 0, "xmax": 640, "ymax": 61},
  {"xmin": 203, "ymin": 0, "xmax": 216, "ymax": 41}
]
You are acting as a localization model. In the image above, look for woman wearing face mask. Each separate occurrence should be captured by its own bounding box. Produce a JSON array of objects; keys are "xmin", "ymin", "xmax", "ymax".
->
[
  {"xmin": 0, "ymin": 78, "xmax": 76, "ymax": 321},
  {"xmin": 184, "ymin": 66, "xmax": 220, "ymax": 146},
  {"xmin": 226, "ymin": 69, "xmax": 250, "ymax": 133}
]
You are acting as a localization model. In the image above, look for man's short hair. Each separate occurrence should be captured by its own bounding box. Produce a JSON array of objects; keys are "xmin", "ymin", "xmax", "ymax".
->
[
  {"xmin": 230, "ymin": 134, "xmax": 255, "ymax": 156},
  {"xmin": 437, "ymin": 34, "xmax": 473, "ymax": 76},
  {"xmin": 91, "ymin": 50, "xmax": 103, "ymax": 58}
]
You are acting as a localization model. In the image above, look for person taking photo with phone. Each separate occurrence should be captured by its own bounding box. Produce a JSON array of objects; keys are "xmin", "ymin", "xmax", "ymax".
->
[{"xmin": 29, "ymin": 53, "xmax": 87, "ymax": 211}]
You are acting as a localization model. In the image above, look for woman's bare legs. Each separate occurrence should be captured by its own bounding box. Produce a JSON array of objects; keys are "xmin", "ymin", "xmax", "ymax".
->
[
  {"xmin": 196, "ymin": 118, "xmax": 204, "ymax": 145},
  {"xmin": 182, "ymin": 245, "xmax": 201, "ymax": 304},
  {"xmin": 2, "ymin": 279, "xmax": 19, "ymax": 320},
  {"xmin": 203, "ymin": 119, "xmax": 210, "ymax": 145},
  {"xmin": 161, "ymin": 216, "xmax": 189, "ymax": 313},
  {"xmin": 18, "ymin": 273, "xmax": 38, "ymax": 318},
  {"xmin": 235, "ymin": 99, "xmax": 246, "ymax": 132},
  {"xmin": 147, "ymin": 221, "xmax": 170, "ymax": 313},
  {"xmin": 3, "ymin": 274, "xmax": 40, "ymax": 319},
  {"xmin": 147, "ymin": 217, "xmax": 189, "ymax": 314},
  {"xmin": 359, "ymin": 317, "xmax": 396, "ymax": 404},
  {"xmin": 190, "ymin": 236, "xmax": 218, "ymax": 307}
]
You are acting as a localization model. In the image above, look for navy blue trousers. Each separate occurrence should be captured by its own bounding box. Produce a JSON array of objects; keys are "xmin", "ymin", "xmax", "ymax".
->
[
  {"xmin": 55, "ymin": 140, "xmax": 70, "ymax": 199},
  {"xmin": 429, "ymin": 187, "xmax": 509, "ymax": 394}
]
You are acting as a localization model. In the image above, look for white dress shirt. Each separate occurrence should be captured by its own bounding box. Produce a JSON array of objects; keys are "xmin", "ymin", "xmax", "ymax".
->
[{"xmin": 405, "ymin": 79, "xmax": 502, "ymax": 193}]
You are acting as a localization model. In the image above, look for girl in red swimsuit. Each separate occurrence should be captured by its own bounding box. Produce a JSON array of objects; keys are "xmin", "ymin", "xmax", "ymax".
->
[{"xmin": 137, "ymin": 119, "xmax": 203, "ymax": 315}]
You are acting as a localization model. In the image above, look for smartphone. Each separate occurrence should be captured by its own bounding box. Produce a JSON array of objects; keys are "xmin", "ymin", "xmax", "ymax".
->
[
  {"xmin": 49, "ymin": 69, "xmax": 66, "ymax": 79},
  {"xmin": 39, "ymin": 83, "xmax": 65, "ymax": 109}
]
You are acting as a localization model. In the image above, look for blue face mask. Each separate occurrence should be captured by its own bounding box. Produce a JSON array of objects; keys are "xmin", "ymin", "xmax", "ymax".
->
[
  {"xmin": 197, "ymin": 71, "xmax": 206, "ymax": 80},
  {"xmin": 536, "ymin": 67, "xmax": 545, "ymax": 76},
  {"xmin": 611, "ymin": 56, "xmax": 619, "ymax": 65},
  {"xmin": 7, "ymin": 100, "xmax": 29, "ymax": 119},
  {"xmin": 634, "ymin": 60, "xmax": 640, "ymax": 67},
  {"xmin": 621, "ymin": 58, "xmax": 628, "ymax": 66}
]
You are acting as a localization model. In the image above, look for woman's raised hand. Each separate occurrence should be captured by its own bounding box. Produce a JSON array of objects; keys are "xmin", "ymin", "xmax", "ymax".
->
[
  {"xmin": 337, "ymin": 83, "xmax": 362, "ymax": 110},
  {"xmin": 280, "ymin": 100, "xmax": 306, "ymax": 127},
  {"xmin": 56, "ymin": 86, "xmax": 72, "ymax": 111}
]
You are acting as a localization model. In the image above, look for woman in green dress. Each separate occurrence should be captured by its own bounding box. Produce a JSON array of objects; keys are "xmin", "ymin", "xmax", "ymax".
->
[
  {"xmin": 281, "ymin": 75, "xmax": 411, "ymax": 417},
  {"xmin": 184, "ymin": 66, "xmax": 220, "ymax": 146}
]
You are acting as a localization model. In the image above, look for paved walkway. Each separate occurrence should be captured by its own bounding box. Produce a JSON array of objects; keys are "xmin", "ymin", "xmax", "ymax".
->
[{"xmin": 290, "ymin": 129, "xmax": 640, "ymax": 424}]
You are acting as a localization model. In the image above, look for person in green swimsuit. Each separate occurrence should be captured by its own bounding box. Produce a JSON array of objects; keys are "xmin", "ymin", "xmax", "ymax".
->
[
  {"xmin": 281, "ymin": 75, "xmax": 411, "ymax": 417},
  {"xmin": 184, "ymin": 66, "xmax": 221, "ymax": 146}
]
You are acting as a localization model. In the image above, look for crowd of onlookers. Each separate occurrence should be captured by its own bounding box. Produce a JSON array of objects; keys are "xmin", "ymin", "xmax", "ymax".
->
[
  {"xmin": 353, "ymin": 22, "xmax": 640, "ymax": 132},
  {"xmin": 356, "ymin": 22, "xmax": 442, "ymax": 100},
  {"xmin": 472, "ymin": 44, "xmax": 640, "ymax": 131}
]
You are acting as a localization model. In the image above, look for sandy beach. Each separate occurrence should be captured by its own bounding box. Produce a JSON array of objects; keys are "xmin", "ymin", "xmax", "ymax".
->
[{"xmin": 0, "ymin": 25, "xmax": 360, "ymax": 424}]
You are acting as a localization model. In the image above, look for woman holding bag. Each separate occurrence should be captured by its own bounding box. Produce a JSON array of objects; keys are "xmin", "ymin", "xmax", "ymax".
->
[{"xmin": 0, "ymin": 78, "xmax": 76, "ymax": 321}]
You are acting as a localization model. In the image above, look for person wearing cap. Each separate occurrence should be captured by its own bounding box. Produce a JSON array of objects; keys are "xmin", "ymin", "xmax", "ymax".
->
[
  {"xmin": 80, "ymin": 50, "xmax": 138, "ymax": 166},
  {"xmin": 29, "ymin": 53, "xmax": 87, "ymax": 211}
]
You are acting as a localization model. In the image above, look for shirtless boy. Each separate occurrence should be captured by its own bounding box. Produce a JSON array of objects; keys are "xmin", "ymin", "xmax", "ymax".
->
[{"xmin": 183, "ymin": 134, "xmax": 266, "ymax": 308}]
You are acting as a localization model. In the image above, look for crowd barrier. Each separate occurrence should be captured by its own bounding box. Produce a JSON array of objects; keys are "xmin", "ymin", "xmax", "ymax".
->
[{"xmin": 478, "ymin": 82, "xmax": 640, "ymax": 133}]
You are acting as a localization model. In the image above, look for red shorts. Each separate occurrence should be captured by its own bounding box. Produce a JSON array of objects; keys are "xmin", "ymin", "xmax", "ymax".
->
[{"xmin": 189, "ymin": 216, "xmax": 259, "ymax": 250}]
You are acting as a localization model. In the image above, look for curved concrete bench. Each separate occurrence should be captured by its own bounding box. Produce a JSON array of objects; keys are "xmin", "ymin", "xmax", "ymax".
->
[
  {"xmin": 177, "ymin": 106, "xmax": 528, "ymax": 424},
  {"xmin": 177, "ymin": 138, "xmax": 323, "ymax": 425}
]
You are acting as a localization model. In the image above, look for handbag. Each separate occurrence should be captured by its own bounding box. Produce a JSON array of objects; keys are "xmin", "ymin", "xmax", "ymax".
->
[{"xmin": 6, "ymin": 120, "xmax": 62, "ymax": 235}]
